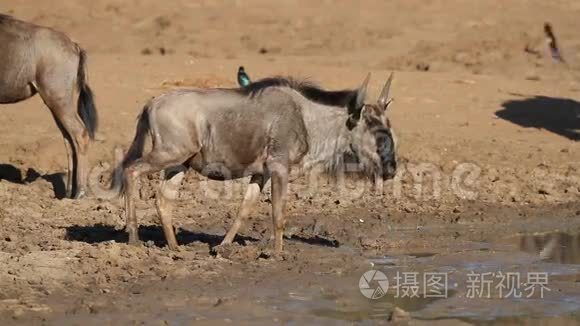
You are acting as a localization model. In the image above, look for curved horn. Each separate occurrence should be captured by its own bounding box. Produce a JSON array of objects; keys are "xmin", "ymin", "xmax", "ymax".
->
[
  {"xmin": 351, "ymin": 72, "xmax": 370, "ymax": 115},
  {"xmin": 346, "ymin": 73, "xmax": 371, "ymax": 130},
  {"xmin": 356, "ymin": 72, "xmax": 371, "ymax": 107},
  {"xmin": 378, "ymin": 72, "xmax": 394, "ymax": 109}
]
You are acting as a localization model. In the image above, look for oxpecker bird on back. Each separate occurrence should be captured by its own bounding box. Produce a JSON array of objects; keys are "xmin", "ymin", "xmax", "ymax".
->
[{"xmin": 237, "ymin": 66, "xmax": 251, "ymax": 87}]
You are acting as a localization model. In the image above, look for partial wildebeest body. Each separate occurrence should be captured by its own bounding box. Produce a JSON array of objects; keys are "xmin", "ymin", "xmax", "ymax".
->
[
  {"xmin": 0, "ymin": 14, "xmax": 97, "ymax": 198},
  {"xmin": 113, "ymin": 74, "xmax": 396, "ymax": 252}
]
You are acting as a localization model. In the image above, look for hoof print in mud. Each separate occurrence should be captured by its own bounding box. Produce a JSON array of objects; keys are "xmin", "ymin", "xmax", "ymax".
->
[
  {"xmin": 143, "ymin": 240, "xmax": 156, "ymax": 248},
  {"xmin": 211, "ymin": 243, "xmax": 261, "ymax": 261}
]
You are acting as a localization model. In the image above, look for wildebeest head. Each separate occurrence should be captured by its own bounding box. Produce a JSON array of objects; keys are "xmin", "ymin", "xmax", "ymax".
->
[{"xmin": 345, "ymin": 73, "xmax": 397, "ymax": 180}]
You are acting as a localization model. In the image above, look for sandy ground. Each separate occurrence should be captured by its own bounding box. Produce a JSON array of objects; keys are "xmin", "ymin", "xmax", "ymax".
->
[{"xmin": 0, "ymin": 0, "xmax": 580, "ymax": 324}]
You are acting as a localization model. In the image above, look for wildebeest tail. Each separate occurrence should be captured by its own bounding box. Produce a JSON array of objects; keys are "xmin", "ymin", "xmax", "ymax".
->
[
  {"xmin": 109, "ymin": 107, "xmax": 152, "ymax": 195},
  {"xmin": 77, "ymin": 48, "xmax": 98, "ymax": 140}
]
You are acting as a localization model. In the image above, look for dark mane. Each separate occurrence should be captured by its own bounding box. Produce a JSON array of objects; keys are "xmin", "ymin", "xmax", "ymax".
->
[
  {"xmin": 0, "ymin": 14, "xmax": 26, "ymax": 27},
  {"xmin": 0, "ymin": 13, "xmax": 14, "ymax": 22},
  {"xmin": 237, "ymin": 76, "xmax": 358, "ymax": 109}
]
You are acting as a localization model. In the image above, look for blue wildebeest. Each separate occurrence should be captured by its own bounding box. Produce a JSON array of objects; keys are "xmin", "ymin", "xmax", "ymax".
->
[
  {"xmin": 112, "ymin": 73, "xmax": 397, "ymax": 252},
  {"xmin": 0, "ymin": 14, "xmax": 97, "ymax": 198}
]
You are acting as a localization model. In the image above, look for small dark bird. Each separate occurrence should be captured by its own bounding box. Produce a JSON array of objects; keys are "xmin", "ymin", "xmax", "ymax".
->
[
  {"xmin": 544, "ymin": 23, "xmax": 565, "ymax": 63},
  {"xmin": 237, "ymin": 66, "xmax": 251, "ymax": 87}
]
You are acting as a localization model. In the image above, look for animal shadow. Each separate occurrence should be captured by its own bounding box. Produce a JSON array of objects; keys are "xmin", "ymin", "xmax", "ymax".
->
[
  {"xmin": 65, "ymin": 224, "xmax": 340, "ymax": 249},
  {"xmin": 496, "ymin": 95, "xmax": 580, "ymax": 141},
  {"xmin": 288, "ymin": 234, "xmax": 340, "ymax": 248},
  {"xmin": 65, "ymin": 224, "xmax": 258, "ymax": 248},
  {"xmin": 0, "ymin": 164, "xmax": 66, "ymax": 198}
]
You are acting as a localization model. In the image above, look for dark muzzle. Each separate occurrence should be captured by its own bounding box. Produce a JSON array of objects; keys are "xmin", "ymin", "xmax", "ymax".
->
[
  {"xmin": 376, "ymin": 130, "xmax": 397, "ymax": 180},
  {"xmin": 382, "ymin": 158, "xmax": 397, "ymax": 180}
]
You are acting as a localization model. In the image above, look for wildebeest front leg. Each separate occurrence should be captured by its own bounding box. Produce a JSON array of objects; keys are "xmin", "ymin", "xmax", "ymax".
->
[
  {"xmin": 374, "ymin": 174, "xmax": 384, "ymax": 195},
  {"xmin": 156, "ymin": 165, "xmax": 187, "ymax": 250},
  {"xmin": 221, "ymin": 173, "xmax": 269, "ymax": 245},
  {"xmin": 269, "ymin": 162, "xmax": 289, "ymax": 253}
]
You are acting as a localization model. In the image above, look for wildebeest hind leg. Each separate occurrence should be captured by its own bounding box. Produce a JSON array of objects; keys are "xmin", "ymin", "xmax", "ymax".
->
[
  {"xmin": 50, "ymin": 118, "xmax": 74, "ymax": 198},
  {"xmin": 269, "ymin": 162, "xmax": 289, "ymax": 253},
  {"xmin": 39, "ymin": 86, "xmax": 89, "ymax": 198},
  {"xmin": 59, "ymin": 115, "xmax": 90, "ymax": 198},
  {"xmin": 37, "ymin": 63, "xmax": 90, "ymax": 198},
  {"xmin": 221, "ymin": 173, "xmax": 269, "ymax": 245},
  {"xmin": 156, "ymin": 165, "xmax": 187, "ymax": 250},
  {"xmin": 124, "ymin": 152, "xmax": 190, "ymax": 246}
]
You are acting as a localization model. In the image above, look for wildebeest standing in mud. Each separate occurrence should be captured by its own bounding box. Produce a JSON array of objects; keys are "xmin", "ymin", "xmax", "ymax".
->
[
  {"xmin": 112, "ymin": 73, "xmax": 397, "ymax": 253},
  {"xmin": 0, "ymin": 14, "xmax": 97, "ymax": 198}
]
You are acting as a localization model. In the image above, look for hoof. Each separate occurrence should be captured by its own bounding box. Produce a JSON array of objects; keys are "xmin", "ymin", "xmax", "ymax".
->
[
  {"xmin": 220, "ymin": 237, "xmax": 233, "ymax": 246},
  {"xmin": 128, "ymin": 239, "xmax": 141, "ymax": 247},
  {"xmin": 127, "ymin": 236, "xmax": 141, "ymax": 247},
  {"xmin": 261, "ymin": 248, "xmax": 286, "ymax": 261},
  {"xmin": 73, "ymin": 190, "xmax": 87, "ymax": 199},
  {"xmin": 167, "ymin": 243, "xmax": 181, "ymax": 251}
]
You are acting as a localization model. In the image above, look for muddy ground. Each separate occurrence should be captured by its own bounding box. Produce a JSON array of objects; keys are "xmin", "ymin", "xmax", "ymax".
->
[{"xmin": 1, "ymin": 0, "xmax": 580, "ymax": 324}]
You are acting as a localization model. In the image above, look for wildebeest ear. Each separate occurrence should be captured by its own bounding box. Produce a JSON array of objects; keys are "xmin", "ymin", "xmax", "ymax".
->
[
  {"xmin": 378, "ymin": 72, "xmax": 394, "ymax": 111},
  {"xmin": 346, "ymin": 73, "xmax": 371, "ymax": 130}
]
